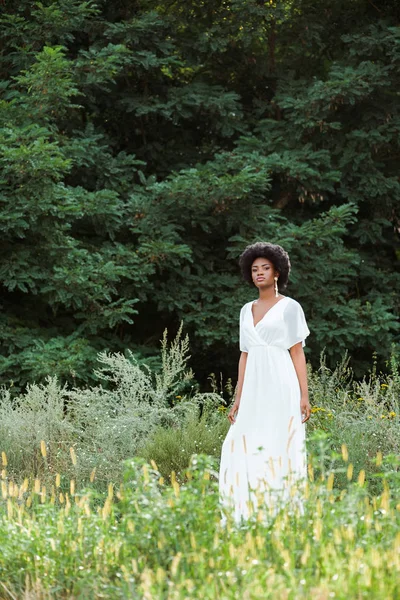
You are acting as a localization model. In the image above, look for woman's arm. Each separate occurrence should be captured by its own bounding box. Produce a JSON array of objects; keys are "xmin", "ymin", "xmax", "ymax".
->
[
  {"xmin": 228, "ymin": 351, "xmax": 248, "ymax": 424},
  {"xmin": 289, "ymin": 342, "xmax": 311, "ymax": 423}
]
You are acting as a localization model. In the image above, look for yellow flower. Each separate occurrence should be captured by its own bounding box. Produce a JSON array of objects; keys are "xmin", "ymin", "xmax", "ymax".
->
[
  {"xmin": 380, "ymin": 384, "xmax": 388, "ymax": 388},
  {"xmin": 367, "ymin": 416, "xmax": 372, "ymax": 420},
  {"xmin": 388, "ymin": 411, "xmax": 396, "ymax": 418},
  {"xmin": 175, "ymin": 395, "xmax": 182, "ymax": 399},
  {"xmin": 310, "ymin": 406, "xmax": 330, "ymax": 415},
  {"xmin": 357, "ymin": 397, "xmax": 364, "ymax": 402},
  {"xmin": 327, "ymin": 413, "xmax": 333, "ymax": 418},
  {"xmin": 381, "ymin": 415, "xmax": 386, "ymax": 419}
]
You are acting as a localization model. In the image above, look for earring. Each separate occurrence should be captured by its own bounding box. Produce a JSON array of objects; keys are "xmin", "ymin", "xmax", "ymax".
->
[{"xmin": 274, "ymin": 277, "xmax": 279, "ymax": 297}]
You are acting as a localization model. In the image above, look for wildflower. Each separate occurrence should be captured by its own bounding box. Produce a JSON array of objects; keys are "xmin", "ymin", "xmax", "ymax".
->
[
  {"xmin": 357, "ymin": 397, "xmax": 364, "ymax": 402},
  {"xmin": 311, "ymin": 406, "xmax": 327, "ymax": 414},
  {"xmin": 175, "ymin": 395, "xmax": 182, "ymax": 399},
  {"xmin": 40, "ymin": 441, "xmax": 47, "ymax": 458},
  {"xmin": 380, "ymin": 415, "xmax": 386, "ymax": 419},
  {"xmin": 380, "ymin": 384, "xmax": 388, "ymax": 388},
  {"xmin": 388, "ymin": 411, "xmax": 396, "ymax": 418},
  {"xmin": 70, "ymin": 447, "xmax": 77, "ymax": 466}
]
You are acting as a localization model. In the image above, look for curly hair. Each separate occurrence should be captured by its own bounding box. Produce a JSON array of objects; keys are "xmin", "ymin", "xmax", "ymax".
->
[{"xmin": 239, "ymin": 242, "xmax": 291, "ymax": 290}]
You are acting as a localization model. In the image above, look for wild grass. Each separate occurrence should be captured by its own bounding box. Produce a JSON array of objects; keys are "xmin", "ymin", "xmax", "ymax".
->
[
  {"xmin": 306, "ymin": 350, "xmax": 400, "ymax": 495},
  {"xmin": 0, "ymin": 439, "xmax": 399, "ymax": 599},
  {"xmin": 137, "ymin": 397, "xmax": 229, "ymax": 483},
  {"xmin": 0, "ymin": 338, "xmax": 399, "ymax": 597},
  {"xmin": 0, "ymin": 327, "xmax": 221, "ymax": 491},
  {"xmin": 0, "ymin": 337, "xmax": 399, "ymax": 499}
]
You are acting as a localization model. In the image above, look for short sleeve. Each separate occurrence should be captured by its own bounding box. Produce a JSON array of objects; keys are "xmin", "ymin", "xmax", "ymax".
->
[
  {"xmin": 284, "ymin": 301, "xmax": 310, "ymax": 350},
  {"xmin": 239, "ymin": 305, "xmax": 248, "ymax": 353}
]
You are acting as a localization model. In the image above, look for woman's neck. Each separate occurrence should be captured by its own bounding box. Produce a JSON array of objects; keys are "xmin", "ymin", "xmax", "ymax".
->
[{"xmin": 258, "ymin": 289, "xmax": 280, "ymax": 302}]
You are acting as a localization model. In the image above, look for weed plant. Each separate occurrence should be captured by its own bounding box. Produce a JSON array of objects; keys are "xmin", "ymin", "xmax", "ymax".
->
[
  {"xmin": 0, "ymin": 327, "xmax": 221, "ymax": 492},
  {"xmin": 0, "ymin": 334, "xmax": 399, "ymax": 499},
  {"xmin": 137, "ymin": 397, "xmax": 229, "ymax": 483},
  {"xmin": 0, "ymin": 340, "xmax": 399, "ymax": 597},
  {"xmin": 306, "ymin": 349, "xmax": 400, "ymax": 495}
]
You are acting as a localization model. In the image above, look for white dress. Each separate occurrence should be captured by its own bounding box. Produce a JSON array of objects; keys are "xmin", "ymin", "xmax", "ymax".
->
[{"xmin": 218, "ymin": 296, "xmax": 310, "ymax": 524}]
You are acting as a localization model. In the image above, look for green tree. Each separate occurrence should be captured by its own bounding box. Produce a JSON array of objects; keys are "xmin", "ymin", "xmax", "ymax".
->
[{"xmin": 0, "ymin": 0, "xmax": 399, "ymax": 389}]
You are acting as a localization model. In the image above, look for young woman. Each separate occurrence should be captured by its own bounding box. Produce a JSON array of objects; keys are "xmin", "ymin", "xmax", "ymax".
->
[{"xmin": 219, "ymin": 242, "xmax": 311, "ymax": 524}]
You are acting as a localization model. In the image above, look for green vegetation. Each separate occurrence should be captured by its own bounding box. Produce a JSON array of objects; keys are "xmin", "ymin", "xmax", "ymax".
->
[
  {"xmin": 1, "ymin": 0, "xmax": 399, "ymax": 389},
  {"xmin": 1, "ymin": 1, "xmax": 399, "ymax": 596},
  {"xmin": 0, "ymin": 332, "xmax": 399, "ymax": 495},
  {"xmin": 0, "ymin": 335, "xmax": 399, "ymax": 597},
  {"xmin": 1, "ymin": 444, "xmax": 399, "ymax": 598}
]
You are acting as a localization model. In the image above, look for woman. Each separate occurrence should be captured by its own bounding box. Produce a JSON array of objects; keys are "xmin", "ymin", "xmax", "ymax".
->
[{"xmin": 219, "ymin": 242, "xmax": 311, "ymax": 524}]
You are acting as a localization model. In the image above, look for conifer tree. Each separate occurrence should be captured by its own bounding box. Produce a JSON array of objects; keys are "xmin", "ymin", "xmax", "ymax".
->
[{"xmin": 0, "ymin": 0, "xmax": 399, "ymax": 388}]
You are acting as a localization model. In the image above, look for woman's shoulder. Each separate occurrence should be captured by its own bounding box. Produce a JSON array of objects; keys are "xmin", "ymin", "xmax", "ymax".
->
[
  {"xmin": 282, "ymin": 296, "xmax": 306, "ymax": 314},
  {"xmin": 282, "ymin": 295, "xmax": 297, "ymax": 305},
  {"xmin": 239, "ymin": 301, "xmax": 252, "ymax": 313}
]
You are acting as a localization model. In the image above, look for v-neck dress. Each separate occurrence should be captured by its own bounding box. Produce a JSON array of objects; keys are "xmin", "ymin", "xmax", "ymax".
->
[{"xmin": 218, "ymin": 296, "xmax": 310, "ymax": 524}]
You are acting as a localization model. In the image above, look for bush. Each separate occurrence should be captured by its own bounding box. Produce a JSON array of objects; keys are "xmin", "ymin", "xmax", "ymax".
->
[
  {"xmin": 0, "ymin": 336, "xmax": 399, "ymax": 498},
  {"xmin": 0, "ymin": 328, "xmax": 221, "ymax": 490},
  {"xmin": 137, "ymin": 397, "xmax": 229, "ymax": 483},
  {"xmin": 306, "ymin": 350, "xmax": 400, "ymax": 495}
]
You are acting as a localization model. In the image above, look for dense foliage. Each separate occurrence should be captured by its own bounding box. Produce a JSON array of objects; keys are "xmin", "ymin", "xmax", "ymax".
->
[
  {"xmin": 1, "ymin": 0, "xmax": 399, "ymax": 388},
  {"xmin": 1, "ymin": 335, "xmax": 399, "ymax": 497}
]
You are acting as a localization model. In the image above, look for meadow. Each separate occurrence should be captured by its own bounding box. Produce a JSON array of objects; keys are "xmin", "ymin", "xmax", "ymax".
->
[{"xmin": 0, "ymin": 333, "xmax": 399, "ymax": 598}]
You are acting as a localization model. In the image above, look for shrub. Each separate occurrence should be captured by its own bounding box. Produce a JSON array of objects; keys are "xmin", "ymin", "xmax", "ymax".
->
[
  {"xmin": 0, "ymin": 335, "xmax": 399, "ymax": 498},
  {"xmin": 137, "ymin": 396, "xmax": 229, "ymax": 482},
  {"xmin": 306, "ymin": 349, "xmax": 400, "ymax": 495},
  {"xmin": 0, "ymin": 327, "xmax": 221, "ymax": 490}
]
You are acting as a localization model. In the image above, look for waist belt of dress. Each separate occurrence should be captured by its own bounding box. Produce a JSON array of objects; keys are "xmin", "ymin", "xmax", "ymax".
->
[{"xmin": 249, "ymin": 344, "xmax": 286, "ymax": 350}]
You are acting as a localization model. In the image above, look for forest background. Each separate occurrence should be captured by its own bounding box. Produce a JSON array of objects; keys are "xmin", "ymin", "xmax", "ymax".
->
[{"xmin": 1, "ymin": 0, "xmax": 400, "ymax": 391}]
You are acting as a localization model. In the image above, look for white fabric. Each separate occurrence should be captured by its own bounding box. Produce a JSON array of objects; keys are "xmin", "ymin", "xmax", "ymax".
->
[{"xmin": 219, "ymin": 296, "xmax": 310, "ymax": 524}]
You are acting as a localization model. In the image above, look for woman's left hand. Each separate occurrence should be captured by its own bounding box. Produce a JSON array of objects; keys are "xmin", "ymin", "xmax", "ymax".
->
[{"xmin": 300, "ymin": 397, "xmax": 311, "ymax": 423}]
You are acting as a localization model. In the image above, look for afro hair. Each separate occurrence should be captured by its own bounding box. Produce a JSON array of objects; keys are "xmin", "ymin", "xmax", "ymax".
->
[{"xmin": 239, "ymin": 242, "xmax": 291, "ymax": 290}]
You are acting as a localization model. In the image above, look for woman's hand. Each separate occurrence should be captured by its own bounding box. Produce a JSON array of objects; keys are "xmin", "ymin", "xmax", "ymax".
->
[
  {"xmin": 300, "ymin": 396, "xmax": 311, "ymax": 423},
  {"xmin": 228, "ymin": 400, "xmax": 240, "ymax": 425}
]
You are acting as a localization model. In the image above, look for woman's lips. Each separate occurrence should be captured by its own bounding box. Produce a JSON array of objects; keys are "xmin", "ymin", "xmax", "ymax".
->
[{"xmin": 256, "ymin": 278, "xmax": 265, "ymax": 282}]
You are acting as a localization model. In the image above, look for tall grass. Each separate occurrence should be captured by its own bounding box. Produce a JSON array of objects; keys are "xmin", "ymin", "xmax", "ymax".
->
[
  {"xmin": 0, "ymin": 438, "xmax": 399, "ymax": 599},
  {"xmin": 0, "ymin": 340, "xmax": 399, "ymax": 597},
  {"xmin": 0, "ymin": 335, "xmax": 399, "ymax": 497},
  {"xmin": 306, "ymin": 350, "xmax": 400, "ymax": 495},
  {"xmin": 137, "ymin": 397, "xmax": 229, "ymax": 483}
]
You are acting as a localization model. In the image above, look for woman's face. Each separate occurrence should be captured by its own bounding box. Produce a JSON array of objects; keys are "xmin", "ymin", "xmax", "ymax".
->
[{"xmin": 251, "ymin": 257, "xmax": 278, "ymax": 290}]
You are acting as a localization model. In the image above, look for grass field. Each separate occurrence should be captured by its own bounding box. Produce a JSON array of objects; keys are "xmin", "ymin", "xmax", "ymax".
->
[
  {"xmin": 0, "ymin": 437, "xmax": 399, "ymax": 599},
  {"xmin": 1, "ymin": 346, "xmax": 399, "ymax": 598}
]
